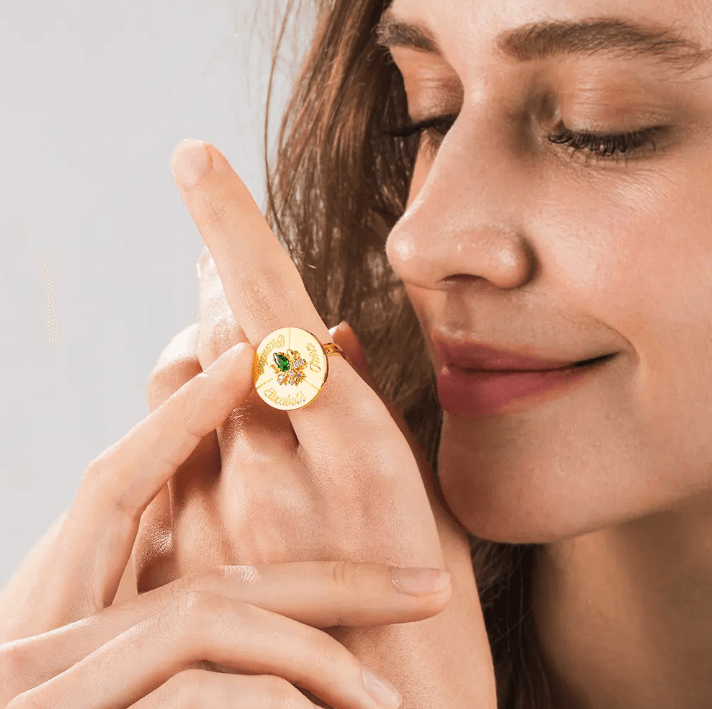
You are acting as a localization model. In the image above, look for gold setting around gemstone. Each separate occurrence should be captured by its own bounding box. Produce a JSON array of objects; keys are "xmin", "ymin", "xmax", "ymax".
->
[{"xmin": 252, "ymin": 327, "xmax": 330, "ymax": 411}]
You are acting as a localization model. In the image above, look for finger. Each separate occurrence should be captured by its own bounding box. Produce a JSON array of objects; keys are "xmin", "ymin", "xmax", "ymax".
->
[
  {"xmin": 1, "ymin": 334, "xmax": 207, "ymax": 640},
  {"xmin": 51, "ymin": 342, "xmax": 256, "ymax": 625},
  {"xmin": 329, "ymin": 322, "xmax": 381, "ymax": 397},
  {"xmin": 171, "ymin": 139, "xmax": 330, "ymax": 346},
  {"xmin": 23, "ymin": 598, "xmax": 398, "ymax": 709},
  {"xmin": 195, "ymin": 243, "xmax": 297, "ymax": 445},
  {"xmin": 140, "ymin": 322, "xmax": 220, "ymax": 592},
  {"xmin": 171, "ymin": 140, "xmax": 394, "ymax": 447},
  {"xmin": 146, "ymin": 323, "xmax": 202, "ymax": 413},
  {"xmin": 196, "ymin": 242, "xmax": 298, "ymax": 460},
  {"xmin": 5, "ymin": 561, "xmax": 450, "ymax": 702},
  {"xmin": 195, "ymin": 244, "xmax": 248, "ymax": 371},
  {"xmin": 129, "ymin": 671, "xmax": 318, "ymax": 709},
  {"xmin": 7, "ymin": 562, "xmax": 451, "ymax": 709},
  {"xmin": 330, "ymin": 320, "xmax": 421, "ymax": 456}
]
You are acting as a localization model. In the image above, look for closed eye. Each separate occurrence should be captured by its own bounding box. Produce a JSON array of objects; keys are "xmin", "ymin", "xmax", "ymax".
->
[{"xmin": 381, "ymin": 114, "xmax": 665, "ymax": 165}]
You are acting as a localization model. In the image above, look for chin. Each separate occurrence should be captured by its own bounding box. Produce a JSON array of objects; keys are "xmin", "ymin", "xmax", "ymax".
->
[
  {"xmin": 440, "ymin": 484, "xmax": 574, "ymax": 545},
  {"xmin": 434, "ymin": 412, "xmax": 670, "ymax": 546}
]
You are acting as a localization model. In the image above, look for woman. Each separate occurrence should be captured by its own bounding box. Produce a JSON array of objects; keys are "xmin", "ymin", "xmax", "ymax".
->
[{"xmin": 3, "ymin": 0, "xmax": 711, "ymax": 706}]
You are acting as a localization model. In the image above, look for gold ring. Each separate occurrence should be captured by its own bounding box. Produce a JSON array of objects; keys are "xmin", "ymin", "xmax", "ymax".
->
[{"xmin": 252, "ymin": 327, "xmax": 346, "ymax": 411}]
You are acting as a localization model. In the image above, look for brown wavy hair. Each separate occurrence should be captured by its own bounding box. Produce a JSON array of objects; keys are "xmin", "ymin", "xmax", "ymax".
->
[{"xmin": 252, "ymin": 0, "xmax": 554, "ymax": 706}]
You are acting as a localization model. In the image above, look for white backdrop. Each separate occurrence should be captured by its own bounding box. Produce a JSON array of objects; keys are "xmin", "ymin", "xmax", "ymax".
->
[{"xmin": 0, "ymin": 0, "xmax": 313, "ymax": 588}]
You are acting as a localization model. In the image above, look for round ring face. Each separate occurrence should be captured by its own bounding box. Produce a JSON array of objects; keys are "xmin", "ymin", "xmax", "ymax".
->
[{"xmin": 252, "ymin": 327, "xmax": 329, "ymax": 411}]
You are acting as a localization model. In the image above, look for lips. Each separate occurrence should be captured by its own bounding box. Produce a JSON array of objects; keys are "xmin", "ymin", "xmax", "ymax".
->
[
  {"xmin": 431, "ymin": 335, "xmax": 618, "ymax": 416},
  {"xmin": 433, "ymin": 338, "xmax": 612, "ymax": 372}
]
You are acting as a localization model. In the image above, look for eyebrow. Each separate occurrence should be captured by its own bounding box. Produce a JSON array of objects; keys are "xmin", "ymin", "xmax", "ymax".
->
[{"xmin": 374, "ymin": 11, "xmax": 712, "ymax": 75}]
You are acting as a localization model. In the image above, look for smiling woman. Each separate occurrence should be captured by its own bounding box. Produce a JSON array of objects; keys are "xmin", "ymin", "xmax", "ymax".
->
[
  {"xmin": 228, "ymin": 0, "xmax": 712, "ymax": 707},
  {"xmin": 5, "ymin": 0, "xmax": 712, "ymax": 707}
]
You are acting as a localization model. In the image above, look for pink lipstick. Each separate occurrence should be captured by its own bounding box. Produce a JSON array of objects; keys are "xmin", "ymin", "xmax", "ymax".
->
[
  {"xmin": 436, "ymin": 356, "xmax": 613, "ymax": 416},
  {"xmin": 432, "ymin": 336, "xmax": 617, "ymax": 416}
]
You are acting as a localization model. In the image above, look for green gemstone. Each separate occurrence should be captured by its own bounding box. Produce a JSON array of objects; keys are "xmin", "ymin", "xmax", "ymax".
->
[{"xmin": 274, "ymin": 352, "xmax": 290, "ymax": 372}]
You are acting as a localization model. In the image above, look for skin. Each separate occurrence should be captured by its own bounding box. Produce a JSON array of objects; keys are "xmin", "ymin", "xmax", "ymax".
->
[{"xmin": 385, "ymin": 0, "xmax": 712, "ymax": 707}]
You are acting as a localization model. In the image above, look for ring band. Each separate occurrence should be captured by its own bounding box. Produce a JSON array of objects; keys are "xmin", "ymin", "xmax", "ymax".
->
[
  {"xmin": 323, "ymin": 342, "xmax": 346, "ymax": 358},
  {"xmin": 252, "ymin": 327, "xmax": 346, "ymax": 411}
]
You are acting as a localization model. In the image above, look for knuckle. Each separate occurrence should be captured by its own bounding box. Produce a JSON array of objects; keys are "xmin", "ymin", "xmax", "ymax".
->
[
  {"xmin": 146, "ymin": 364, "xmax": 183, "ymax": 408},
  {"xmin": 171, "ymin": 588, "xmax": 208, "ymax": 631},
  {"xmin": 189, "ymin": 564, "xmax": 227, "ymax": 587},
  {"xmin": 167, "ymin": 569, "xmax": 203, "ymax": 601},
  {"xmin": 329, "ymin": 560, "xmax": 363, "ymax": 592},
  {"xmin": 352, "ymin": 393, "xmax": 389, "ymax": 427},
  {"xmin": 158, "ymin": 587, "xmax": 207, "ymax": 641},
  {"xmin": 179, "ymin": 565, "xmax": 231, "ymax": 596},
  {"xmin": 309, "ymin": 637, "xmax": 342, "ymax": 676},
  {"xmin": 324, "ymin": 561, "xmax": 383, "ymax": 622},
  {"xmin": 236, "ymin": 271, "xmax": 298, "ymax": 327},
  {"xmin": 146, "ymin": 352, "xmax": 202, "ymax": 415},
  {"xmin": 155, "ymin": 325, "xmax": 201, "ymax": 371}
]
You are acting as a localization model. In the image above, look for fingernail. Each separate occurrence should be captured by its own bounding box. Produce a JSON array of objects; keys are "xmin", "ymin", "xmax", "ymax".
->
[
  {"xmin": 172, "ymin": 139, "xmax": 212, "ymax": 188},
  {"xmin": 362, "ymin": 665, "xmax": 403, "ymax": 709},
  {"xmin": 390, "ymin": 566, "xmax": 451, "ymax": 595}
]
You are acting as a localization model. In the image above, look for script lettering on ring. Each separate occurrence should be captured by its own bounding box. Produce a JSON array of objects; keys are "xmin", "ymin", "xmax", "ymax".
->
[
  {"xmin": 264, "ymin": 387, "xmax": 306, "ymax": 408},
  {"xmin": 257, "ymin": 334, "xmax": 286, "ymax": 376},
  {"xmin": 306, "ymin": 342, "xmax": 322, "ymax": 373}
]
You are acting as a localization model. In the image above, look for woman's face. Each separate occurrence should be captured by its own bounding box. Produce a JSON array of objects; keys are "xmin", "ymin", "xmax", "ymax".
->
[{"xmin": 383, "ymin": 0, "xmax": 712, "ymax": 543}]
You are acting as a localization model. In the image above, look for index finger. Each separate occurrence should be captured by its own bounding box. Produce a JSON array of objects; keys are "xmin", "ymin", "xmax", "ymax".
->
[
  {"xmin": 170, "ymin": 140, "xmax": 391, "ymax": 440},
  {"xmin": 171, "ymin": 139, "xmax": 330, "ymax": 346}
]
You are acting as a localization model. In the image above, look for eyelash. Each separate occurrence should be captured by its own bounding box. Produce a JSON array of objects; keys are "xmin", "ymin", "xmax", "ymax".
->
[{"xmin": 381, "ymin": 114, "xmax": 663, "ymax": 165}]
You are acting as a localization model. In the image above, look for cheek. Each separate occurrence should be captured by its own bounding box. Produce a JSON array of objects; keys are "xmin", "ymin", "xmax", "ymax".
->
[
  {"xmin": 433, "ymin": 163, "xmax": 712, "ymax": 543},
  {"xmin": 555, "ymin": 169, "xmax": 712, "ymax": 429}
]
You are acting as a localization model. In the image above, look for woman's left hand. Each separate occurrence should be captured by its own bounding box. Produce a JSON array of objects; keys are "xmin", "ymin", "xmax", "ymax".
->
[
  {"xmin": 139, "ymin": 139, "xmax": 449, "ymax": 581},
  {"xmin": 134, "ymin": 140, "xmax": 496, "ymax": 709}
]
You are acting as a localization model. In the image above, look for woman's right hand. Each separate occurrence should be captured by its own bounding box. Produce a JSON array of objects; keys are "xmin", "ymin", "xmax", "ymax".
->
[
  {"xmin": 2, "ymin": 558, "xmax": 450, "ymax": 709},
  {"xmin": 0, "ymin": 335, "xmax": 451, "ymax": 708}
]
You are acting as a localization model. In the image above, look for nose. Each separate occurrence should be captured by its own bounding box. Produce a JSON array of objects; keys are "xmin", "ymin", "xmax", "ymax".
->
[{"xmin": 385, "ymin": 124, "xmax": 536, "ymax": 292}]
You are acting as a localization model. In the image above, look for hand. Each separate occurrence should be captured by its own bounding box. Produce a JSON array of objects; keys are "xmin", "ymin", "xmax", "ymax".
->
[
  {"xmin": 0, "ymin": 342, "xmax": 256, "ymax": 642},
  {"xmin": 194, "ymin": 244, "xmax": 473, "ymax": 566},
  {"xmin": 193, "ymin": 244, "xmax": 475, "ymax": 574},
  {"xmin": 1, "ymin": 560, "xmax": 450, "ymax": 709},
  {"xmin": 132, "ymin": 140, "xmax": 497, "ymax": 708},
  {"xmin": 134, "ymin": 139, "xmax": 446, "ymax": 591}
]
